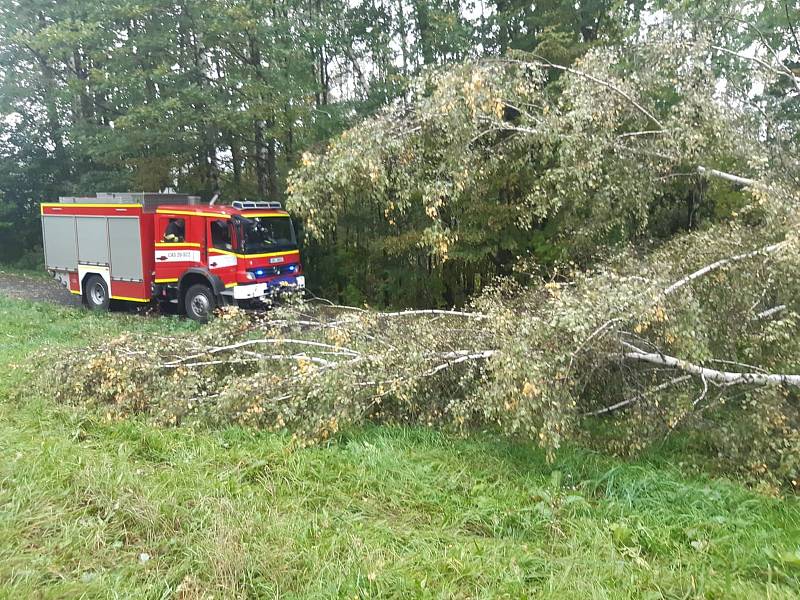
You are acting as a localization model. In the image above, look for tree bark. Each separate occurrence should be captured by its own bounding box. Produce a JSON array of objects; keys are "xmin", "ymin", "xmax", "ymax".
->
[
  {"xmin": 696, "ymin": 166, "xmax": 759, "ymax": 187},
  {"xmin": 663, "ymin": 240, "xmax": 787, "ymax": 296},
  {"xmin": 413, "ymin": 0, "xmax": 434, "ymax": 65},
  {"xmin": 254, "ymin": 118, "xmax": 269, "ymax": 198},
  {"xmin": 266, "ymin": 130, "xmax": 278, "ymax": 200},
  {"xmin": 34, "ymin": 12, "xmax": 65, "ymax": 165},
  {"xmin": 71, "ymin": 48, "xmax": 95, "ymax": 123},
  {"xmin": 622, "ymin": 348, "xmax": 800, "ymax": 387},
  {"xmin": 230, "ymin": 135, "xmax": 242, "ymax": 193}
]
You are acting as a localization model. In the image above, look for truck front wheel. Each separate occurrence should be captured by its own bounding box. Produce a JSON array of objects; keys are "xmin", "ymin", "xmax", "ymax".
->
[
  {"xmin": 184, "ymin": 284, "xmax": 216, "ymax": 322},
  {"xmin": 83, "ymin": 274, "xmax": 111, "ymax": 311}
]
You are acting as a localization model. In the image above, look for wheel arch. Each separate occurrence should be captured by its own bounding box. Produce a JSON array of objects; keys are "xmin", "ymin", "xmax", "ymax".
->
[
  {"xmin": 80, "ymin": 271, "xmax": 96, "ymax": 293},
  {"xmin": 78, "ymin": 266, "xmax": 111, "ymax": 298},
  {"xmin": 178, "ymin": 268, "xmax": 225, "ymax": 302},
  {"xmin": 81, "ymin": 272, "xmax": 111, "ymax": 310}
]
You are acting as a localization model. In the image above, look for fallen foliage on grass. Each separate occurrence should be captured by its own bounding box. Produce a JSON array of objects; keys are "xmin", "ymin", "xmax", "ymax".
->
[{"xmin": 44, "ymin": 178, "xmax": 800, "ymax": 488}]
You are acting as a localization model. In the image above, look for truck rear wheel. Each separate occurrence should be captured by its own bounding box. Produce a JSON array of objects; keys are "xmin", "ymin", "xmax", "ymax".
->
[
  {"xmin": 83, "ymin": 274, "xmax": 110, "ymax": 311},
  {"xmin": 184, "ymin": 283, "xmax": 216, "ymax": 322}
]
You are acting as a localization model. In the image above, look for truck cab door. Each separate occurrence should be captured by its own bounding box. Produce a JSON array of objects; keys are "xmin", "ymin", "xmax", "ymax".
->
[
  {"xmin": 207, "ymin": 218, "xmax": 237, "ymax": 288},
  {"xmin": 154, "ymin": 214, "xmax": 202, "ymax": 284}
]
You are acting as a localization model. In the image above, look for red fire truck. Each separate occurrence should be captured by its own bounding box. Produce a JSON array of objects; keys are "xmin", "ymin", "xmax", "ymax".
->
[{"xmin": 41, "ymin": 193, "xmax": 305, "ymax": 321}]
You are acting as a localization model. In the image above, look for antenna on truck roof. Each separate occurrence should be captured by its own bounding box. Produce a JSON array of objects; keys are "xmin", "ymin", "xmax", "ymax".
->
[{"xmin": 209, "ymin": 192, "xmax": 220, "ymax": 206}]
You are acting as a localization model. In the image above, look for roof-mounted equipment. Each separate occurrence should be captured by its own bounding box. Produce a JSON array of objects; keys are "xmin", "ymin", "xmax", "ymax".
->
[{"xmin": 232, "ymin": 200, "xmax": 282, "ymax": 210}]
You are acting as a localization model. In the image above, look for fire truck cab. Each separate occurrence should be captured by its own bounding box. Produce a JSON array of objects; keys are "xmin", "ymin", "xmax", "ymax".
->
[{"xmin": 41, "ymin": 193, "xmax": 305, "ymax": 321}]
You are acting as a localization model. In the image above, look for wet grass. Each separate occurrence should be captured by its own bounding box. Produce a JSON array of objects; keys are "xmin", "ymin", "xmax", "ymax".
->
[{"xmin": 0, "ymin": 297, "xmax": 798, "ymax": 598}]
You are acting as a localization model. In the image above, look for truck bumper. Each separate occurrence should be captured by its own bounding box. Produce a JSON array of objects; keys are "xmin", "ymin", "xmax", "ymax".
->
[{"xmin": 231, "ymin": 276, "xmax": 305, "ymax": 300}]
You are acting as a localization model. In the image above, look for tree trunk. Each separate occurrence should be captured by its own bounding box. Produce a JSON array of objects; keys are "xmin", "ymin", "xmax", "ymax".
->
[
  {"xmin": 35, "ymin": 13, "xmax": 65, "ymax": 166},
  {"xmin": 254, "ymin": 119, "xmax": 278, "ymax": 200},
  {"xmin": 266, "ymin": 130, "xmax": 278, "ymax": 200},
  {"xmin": 413, "ymin": 0, "xmax": 434, "ymax": 66},
  {"xmin": 231, "ymin": 136, "xmax": 243, "ymax": 194},
  {"xmin": 622, "ymin": 346, "xmax": 800, "ymax": 387},
  {"xmin": 254, "ymin": 118, "xmax": 269, "ymax": 199},
  {"xmin": 207, "ymin": 143, "xmax": 220, "ymax": 196},
  {"xmin": 285, "ymin": 105, "xmax": 294, "ymax": 165},
  {"xmin": 315, "ymin": 0, "xmax": 329, "ymax": 106},
  {"xmin": 71, "ymin": 48, "xmax": 95, "ymax": 123}
]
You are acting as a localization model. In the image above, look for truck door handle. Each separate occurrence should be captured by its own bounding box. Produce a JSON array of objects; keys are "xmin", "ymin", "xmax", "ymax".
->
[
  {"xmin": 210, "ymin": 261, "xmax": 218, "ymax": 267},
  {"xmin": 157, "ymin": 256, "xmax": 168, "ymax": 261}
]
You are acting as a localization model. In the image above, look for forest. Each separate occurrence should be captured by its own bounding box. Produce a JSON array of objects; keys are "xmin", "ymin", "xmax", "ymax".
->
[{"xmin": 0, "ymin": 0, "xmax": 793, "ymax": 307}]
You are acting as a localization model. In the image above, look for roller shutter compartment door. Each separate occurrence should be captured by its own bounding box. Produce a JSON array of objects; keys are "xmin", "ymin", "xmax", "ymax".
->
[
  {"xmin": 76, "ymin": 217, "xmax": 110, "ymax": 265},
  {"xmin": 108, "ymin": 217, "xmax": 144, "ymax": 280},
  {"xmin": 42, "ymin": 215, "xmax": 78, "ymax": 270}
]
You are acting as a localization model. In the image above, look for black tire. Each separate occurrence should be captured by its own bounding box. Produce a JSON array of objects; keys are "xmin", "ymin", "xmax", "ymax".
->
[
  {"xmin": 83, "ymin": 274, "xmax": 111, "ymax": 311},
  {"xmin": 184, "ymin": 283, "xmax": 216, "ymax": 322}
]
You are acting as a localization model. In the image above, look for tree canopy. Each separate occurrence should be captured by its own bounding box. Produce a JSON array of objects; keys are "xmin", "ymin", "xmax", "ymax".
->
[
  {"xmin": 288, "ymin": 26, "xmax": 796, "ymax": 305},
  {"xmin": 0, "ymin": 0, "xmax": 651, "ymax": 264}
]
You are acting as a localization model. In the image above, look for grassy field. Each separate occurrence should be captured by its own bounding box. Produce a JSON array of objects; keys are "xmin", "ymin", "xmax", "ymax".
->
[{"xmin": 0, "ymin": 297, "xmax": 799, "ymax": 599}]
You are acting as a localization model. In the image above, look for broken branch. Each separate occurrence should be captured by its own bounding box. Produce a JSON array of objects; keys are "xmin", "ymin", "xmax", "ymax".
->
[
  {"xmin": 622, "ymin": 349, "xmax": 800, "ymax": 387},
  {"xmin": 663, "ymin": 240, "xmax": 787, "ymax": 296}
]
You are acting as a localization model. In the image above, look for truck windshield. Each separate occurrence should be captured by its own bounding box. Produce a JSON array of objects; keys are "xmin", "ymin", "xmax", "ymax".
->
[{"xmin": 235, "ymin": 216, "xmax": 297, "ymax": 254}]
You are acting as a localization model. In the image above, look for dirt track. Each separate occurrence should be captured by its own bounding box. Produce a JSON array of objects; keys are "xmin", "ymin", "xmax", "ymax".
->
[{"xmin": 0, "ymin": 270, "xmax": 82, "ymax": 307}]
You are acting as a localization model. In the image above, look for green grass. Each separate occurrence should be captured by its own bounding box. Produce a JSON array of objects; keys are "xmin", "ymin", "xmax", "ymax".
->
[
  {"xmin": 0, "ymin": 264, "xmax": 48, "ymax": 279},
  {"xmin": 0, "ymin": 298, "xmax": 799, "ymax": 598}
]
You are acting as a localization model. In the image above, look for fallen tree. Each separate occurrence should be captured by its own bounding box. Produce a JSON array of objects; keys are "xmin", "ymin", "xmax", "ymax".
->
[
  {"xmin": 43, "ymin": 176, "xmax": 800, "ymax": 486},
  {"xmin": 287, "ymin": 28, "xmax": 784, "ymax": 306},
  {"xmin": 40, "ymin": 27, "xmax": 800, "ymax": 488}
]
